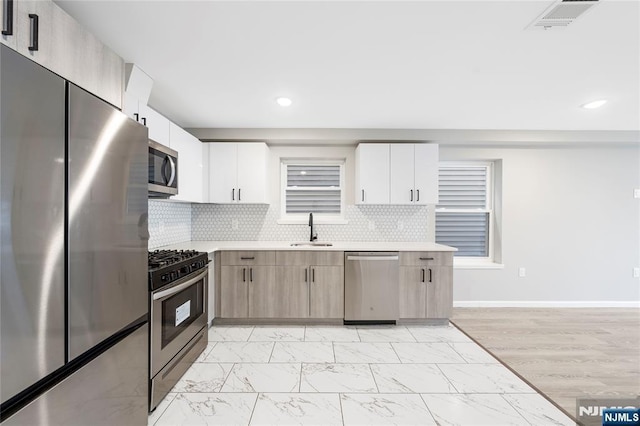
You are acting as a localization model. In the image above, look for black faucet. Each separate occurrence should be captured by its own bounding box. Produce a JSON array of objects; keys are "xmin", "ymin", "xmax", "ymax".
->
[{"xmin": 309, "ymin": 213, "xmax": 318, "ymax": 242}]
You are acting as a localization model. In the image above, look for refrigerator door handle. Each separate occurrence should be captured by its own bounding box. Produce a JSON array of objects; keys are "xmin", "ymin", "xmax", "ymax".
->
[{"xmin": 28, "ymin": 14, "xmax": 38, "ymax": 51}]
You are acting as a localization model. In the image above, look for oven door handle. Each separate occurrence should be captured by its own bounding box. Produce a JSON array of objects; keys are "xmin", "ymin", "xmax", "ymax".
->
[{"xmin": 153, "ymin": 269, "xmax": 207, "ymax": 301}]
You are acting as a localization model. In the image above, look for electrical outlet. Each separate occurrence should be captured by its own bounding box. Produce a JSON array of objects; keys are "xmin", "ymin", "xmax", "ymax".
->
[
  {"xmin": 397, "ymin": 220, "xmax": 404, "ymax": 231},
  {"xmin": 634, "ymin": 267, "xmax": 640, "ymax": 278},
  {"xmin": 634, "ymin": 189, "xmax": 640, "ymax": 199},
  {"xmin": 518, "ymin": 267, "xmax": 526, "ymax": 277},
  {"xmin": 368, "ymin": 220, "xmax": 375, "ymax": 231},
  {"xmin": 232, "ymin": 219, "xmax": 239, "ymax": 230}
]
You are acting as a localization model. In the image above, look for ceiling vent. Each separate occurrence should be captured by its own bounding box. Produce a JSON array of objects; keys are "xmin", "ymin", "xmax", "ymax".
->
[{"xmin": 527, "ymin": 0, "xmax": 599, "ymax": 30}]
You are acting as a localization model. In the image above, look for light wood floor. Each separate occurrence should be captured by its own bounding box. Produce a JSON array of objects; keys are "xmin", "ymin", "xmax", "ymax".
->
[{"xmin": 451, "ymin": 308, "xmax": 640, "ymax": 417}]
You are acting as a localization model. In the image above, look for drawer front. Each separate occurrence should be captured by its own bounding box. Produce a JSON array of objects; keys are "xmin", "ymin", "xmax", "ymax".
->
[
  {"xmin": 276, "ymin": 251, "xmax": 344, "ymax": 266},
  {"xmin": 275, "ymin": 251, "xmax": 310, "ymax": 266},
  {"xmin": 309, "ymin": 251, "xmax": 344, "ymax": 266},
  {"xmin": 399, "ymin": 251, "xmax": 453, "ymax": 266},
  {"xmin": 221, "ymin": 251, "xmax": 275, "ymax": 266}
]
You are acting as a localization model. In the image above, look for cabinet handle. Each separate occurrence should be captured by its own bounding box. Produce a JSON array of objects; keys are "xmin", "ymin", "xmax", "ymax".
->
[
  {"xmin": 232, "ymin": 188, "xmax": 235, "ymax": 201},
  {"xmin": 410, "ymin": 189, "xmax": 413, "ymax": 202},
  {"xmin": 242, "ymin": 268, "xmax": 246, "ymax": 282},
  {"xmin": 421, "ymin": 268, "xmax": 425, "ymax": 283},
  {"xmin": 361, "ymin": 189, "xmax": 365, "ymax": 202},
  {"xmin": 141, "ymin": 117, "xmax": 147, "ymax": 126},
  {"xmin": 250, "ymin": 267, "xmax": 253, "ymax": 282},
  {"xmin": 238, "ymin": 188, "xmax": 241, "ymax": 201},
  {"xmin": 28, "ymin": 14, "xmax": 38, "ymax": 51},
  {"xmin": 416, "ymin": 189, "xmax": 420, "ymax": 202},
  {"xmin": 134, "ymin": 113, "xmax": 139, "ymax": 122},
  {"xmin": 419, "ymin": 257, "xmax": 434, "ymax": 261},
  {"xmin": 429, "ymin": 268, "xmax": 432, "ymax": 283},
  {"xmin": 240, "ymin": 257, "xmax": 255, "ymax": 260},
  {"xmin": 312, "ymin": 268, "xmax": 315, "ymax": 283},
  {"xmin": 2, "ymin": 0, "xmax": 13, "ymax": 36},
  {"xmin": 305, "ymin": 268, "xmax": 308, "ymax": 282}
]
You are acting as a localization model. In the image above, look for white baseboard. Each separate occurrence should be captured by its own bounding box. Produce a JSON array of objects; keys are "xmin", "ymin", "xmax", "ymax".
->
[{"xmin": 453, "ymin": 301, "xmax": 640, "ymax": 308}]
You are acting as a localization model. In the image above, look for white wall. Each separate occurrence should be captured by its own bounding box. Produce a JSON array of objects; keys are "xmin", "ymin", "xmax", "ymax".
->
[{"xmin": 441, "ymin": 145, "xmax": 640, "ymax": 304}]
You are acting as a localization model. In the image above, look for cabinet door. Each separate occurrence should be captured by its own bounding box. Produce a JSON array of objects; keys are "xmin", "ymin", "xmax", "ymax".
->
[
  {"xmin": 399, "ymin": 267, "xmax": 426, "ymax": 318},
  {"xmin": 414, "ymin": 144, "xmax": 439, "ymax": 205},
  {"xmin": 356, "ymin": 144, "xmax": 389, "ymax": 204},
  {"xmin": 139, "ymin": 104, "xmax": 170, "ymax": 147},
  {"xmin": 122, "ymin": 92, "xmax": 140, "ymax": 121},
  {"xmin": 1, "ymin": 0, "xmax": 17, "ymax": 49},
  {"xmin": 170, "ymin": 123, "xmax": 204, "ymax": 203},
  {"xmin": 263, "ymin": 266, "xmax": 309, "ymax": 318},
  {"xmin": 237, "ymin": 143, "xmax": 268, "ymax": 204},
  {"xmin": 247, "ymin": 266, "xmax": 281, "ymax": 318},
  {"xmin": 309, "ymin": 266, "xmax": 344, "ymax": 319},
  {"xmin": 209, "ymin": 143, "xmax": 237, "ymax": 203},
  {"xmin": 426, "ymin": 266, "xmax": 453, "ymax": 319},
  {"xmin": 390, "ymin": 144, "xmax": 415, "ymax": 205},
  {"xmin": 220, "ymin": 266, "xmax": 248, "ymax": 318}
]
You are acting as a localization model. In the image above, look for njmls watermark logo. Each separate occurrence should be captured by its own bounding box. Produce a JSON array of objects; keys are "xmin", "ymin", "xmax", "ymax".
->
[{"xmin": 577, "ymin": 398, "xmax": 640, "ymax": 426}]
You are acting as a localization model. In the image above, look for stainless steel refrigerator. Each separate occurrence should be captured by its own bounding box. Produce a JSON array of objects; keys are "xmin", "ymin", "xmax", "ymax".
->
[{"xmin": 0, "ymin": 45, "xmax": 148, "ymax": 425}]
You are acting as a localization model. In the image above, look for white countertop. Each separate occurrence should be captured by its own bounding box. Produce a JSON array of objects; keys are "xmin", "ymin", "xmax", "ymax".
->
[{"xmin": 156, "ymin": 240, "xmax": 457, "ymax": 254}]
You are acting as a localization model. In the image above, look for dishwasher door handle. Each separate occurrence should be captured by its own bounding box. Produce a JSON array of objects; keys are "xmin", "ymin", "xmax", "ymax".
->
[{"xmin": 346, "ymin": 255, "xmax": 399, "ymax": 261}]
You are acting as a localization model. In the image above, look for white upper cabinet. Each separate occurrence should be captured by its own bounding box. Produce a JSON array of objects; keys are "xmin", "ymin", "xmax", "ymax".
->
[
  {"xmin": 6, "ymin": 0, "xmax": 122, "ymax": 108},
  {"xmin": 390, "ymin": 143, "xmax": 439, "ymax": 205},
  {"xmin": 209, "ymin": 142, "xmax": 269, "ymax": 204},
  {"xmin": 390, "ymin": 144, "xmax": 415, "ymax": 204},
  {"xmin": 170, "ymin": 123, "xmax": 204, "ymax": 203},
  {"xmin": 355, "ymin": 144, "xmax": 390, "ymax": 204},
  {"xmin": 413, "ymin": 143, "xmax": 439, "ymax": 205},
  {"xmin": 357, "ymin": 142, "xmax": 439, "ymax": 205},
  {"xmin": 139, "ymin": 104, "xmax": 170, "ymax": 147}
]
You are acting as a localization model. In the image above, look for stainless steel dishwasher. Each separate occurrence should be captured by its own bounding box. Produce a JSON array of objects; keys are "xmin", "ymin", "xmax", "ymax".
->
[{"xmin": 344, "ymin": 252, "xmax": 399, "ymax": 323}]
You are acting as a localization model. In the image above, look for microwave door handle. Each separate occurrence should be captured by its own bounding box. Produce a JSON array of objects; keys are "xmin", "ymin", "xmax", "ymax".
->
[
  {"xmin": 166, "ymin": 155, "xmax": 176, "ymax": 186},
  {"xmin": 153, "ymin": 269, "xmax": 208, "ymax": 301},
  {"xmin": 161, "ymin": 155, "xmax": 170, "ymax": 184}
]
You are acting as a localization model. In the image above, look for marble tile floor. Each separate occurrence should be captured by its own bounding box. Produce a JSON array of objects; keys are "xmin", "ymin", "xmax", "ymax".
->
[{"xmin": 149, "ymin": 325, "xmax": 575, "ymax": 425}]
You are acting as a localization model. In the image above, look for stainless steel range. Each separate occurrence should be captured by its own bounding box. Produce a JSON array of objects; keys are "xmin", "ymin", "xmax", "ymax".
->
[{"xmin": 148, "ymin": 249, "xmax": 209, "ymax": 411}]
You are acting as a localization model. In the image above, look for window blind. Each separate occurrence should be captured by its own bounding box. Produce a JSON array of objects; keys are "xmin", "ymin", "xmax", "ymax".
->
[
  {"xmin": 285, "ymin": 165, "xmax": 341, "ymax": 214},
  {"xmin": 435, "ymin": 166, "xmax": 489, "ymax": 257}
]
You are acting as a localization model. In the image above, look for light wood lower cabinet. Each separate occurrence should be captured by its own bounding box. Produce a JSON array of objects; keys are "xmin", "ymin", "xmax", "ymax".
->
[
  {"xmin": 220, "ymin": 266, "xmax": 248, "ymax": 318},
  {"xmin": 399, "ymin": 267, "xmax": 427, "ymax": 318},
  {"xmin": 426, "ymin": 266, "xmax": 453, "ymax": 319},
  {"xmin": 309, "ymin": 266, "xmax": 344, "ymax": 318},
  {"xmin": 271, "ymin": 266, "xmax": 309, "ymax": 318},
  {"xmin": 399, "ymin": 252, "xmax": 453, "ymax": 320}
]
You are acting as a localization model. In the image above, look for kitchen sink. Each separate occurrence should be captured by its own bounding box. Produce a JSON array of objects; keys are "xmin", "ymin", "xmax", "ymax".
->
[{"xmin": 290, "ymin": 242, "xmax": 333, "ymax": 247}]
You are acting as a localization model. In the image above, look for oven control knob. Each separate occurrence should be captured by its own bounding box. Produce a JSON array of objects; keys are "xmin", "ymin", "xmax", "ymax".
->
[
  {"xmin": 161, "ymin": 274, "xmax": 169, "ymax": 282},
  {"xmin": 170, "ymin": 271, "xmax": 177, "ymax": 280},
  {"xmin": 181, "ymin": 266, "xmax": 190, "ymax": 274}
]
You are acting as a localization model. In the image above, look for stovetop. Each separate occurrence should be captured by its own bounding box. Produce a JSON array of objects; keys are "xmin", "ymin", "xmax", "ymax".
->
[{"xmin": 148, "ymin": 249, "xmax": 208, "ymax": 291}]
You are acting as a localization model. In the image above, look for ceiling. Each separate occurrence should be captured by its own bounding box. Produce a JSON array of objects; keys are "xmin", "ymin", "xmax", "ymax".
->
[{"xmin": 56, "ymin": 1, "xmax": 639, "ymax": 132}]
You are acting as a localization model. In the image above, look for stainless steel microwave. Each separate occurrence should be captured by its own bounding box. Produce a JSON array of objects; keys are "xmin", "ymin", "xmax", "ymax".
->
[{"xmin": 149, "ymin": 139, "xmax": 178, "ymax": 198}]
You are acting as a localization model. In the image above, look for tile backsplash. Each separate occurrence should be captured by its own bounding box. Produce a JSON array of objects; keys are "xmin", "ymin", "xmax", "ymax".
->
[
  {"xmin": 191, "ymin": 204, "xmax": 427, "ymax": 242},
  {"xmin": 149, "ymin": 202, "xmax": 428, "ymax": 248},
  {"xmin": 148, "ymin": 200, "xmax": 192, "ymax": 248}
]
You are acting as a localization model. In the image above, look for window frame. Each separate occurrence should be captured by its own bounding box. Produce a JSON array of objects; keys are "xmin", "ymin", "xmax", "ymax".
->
[
  {"xmin": 278, "ymin": 158, "xmax": 347, "ymax": 225},
  {"xmin": 435, "ymin": 161, "xmax": 496, "ymax": 265}
]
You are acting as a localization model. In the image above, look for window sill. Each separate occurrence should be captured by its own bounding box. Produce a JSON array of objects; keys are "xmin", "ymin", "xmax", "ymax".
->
[
  {"xmin": 454, "ymin": 260, "xmax": 505, "ymax": 270},
  {"xmin": 277, "ymin": 218, "xmax": 349, "ymax": 225}
]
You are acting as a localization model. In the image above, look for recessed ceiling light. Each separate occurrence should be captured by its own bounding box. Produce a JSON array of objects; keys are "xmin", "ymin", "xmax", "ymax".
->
[
  {"xmin": 581, "ymin": 99, "xmax": 607, "ymax": 109},
  {"xmin": 276, "ymin": 97, "xmax": 292, "ymax": 107}
]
